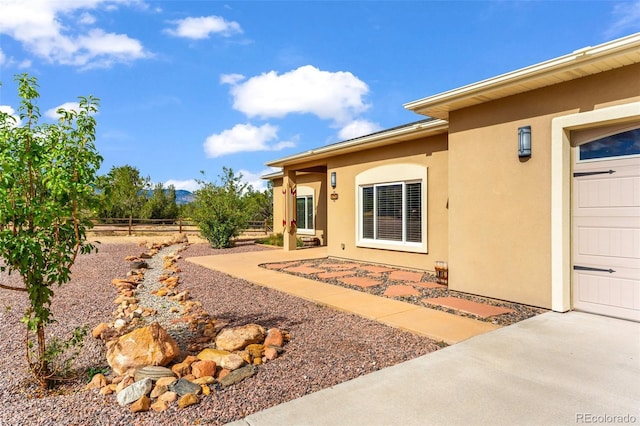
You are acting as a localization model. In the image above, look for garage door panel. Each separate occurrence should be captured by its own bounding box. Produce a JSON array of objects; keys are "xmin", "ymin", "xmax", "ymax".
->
[
  {"xmin": 575, "ymin": 225, "xmax": 640, "ymax": 261},
  {"xmin": 573, "ymin": 133, "xmax": 639, "ymax": 322},
  {"xmin": 574, "ymin": 272, "xmax": 640, "ymax": 321},
  {"xmin": 576, "ymin": 177, "xmax": 640, "ymax": 208}
]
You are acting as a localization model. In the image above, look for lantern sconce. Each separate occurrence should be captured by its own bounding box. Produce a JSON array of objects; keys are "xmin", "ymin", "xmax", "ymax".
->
[
  {"xmin": 330, "ymin": 171, "xmax": 337, "ymax": 189},
  {"xmin": 518, "ymin": 126, "xmax": 531, "ymax": 158}
]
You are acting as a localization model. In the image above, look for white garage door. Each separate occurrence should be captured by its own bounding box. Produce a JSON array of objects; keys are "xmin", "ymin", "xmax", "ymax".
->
[{"xmin": 573, "ymin": 128, "xmax": 640, "ymax": 322}]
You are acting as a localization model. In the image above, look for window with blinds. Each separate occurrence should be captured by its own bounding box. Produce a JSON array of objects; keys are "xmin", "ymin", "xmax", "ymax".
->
[
  {"xmin": 360, "ymin": 181, "xmax": 422, "ymax": 244},
  {"xmin": 296, "ymin": 195, "xmax": 314, "ymax": 231}
]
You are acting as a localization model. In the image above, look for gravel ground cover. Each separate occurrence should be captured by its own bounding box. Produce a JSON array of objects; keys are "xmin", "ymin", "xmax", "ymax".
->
[
  {"xmin": 261, "ymin": 257, "xmax": 548, "ymax": 326},
  {"xmin": 0, "ymin": 242, "xmax": 441, "ymax": 426}
]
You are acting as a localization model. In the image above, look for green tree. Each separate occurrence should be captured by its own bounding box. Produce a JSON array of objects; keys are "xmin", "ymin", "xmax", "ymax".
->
[
  {"xmin": 0, "ymin": 74, "xmax": 102, "ymax": 389},
  {"xmin": 141, "ymin": 183, "xmax": 179, "ymax": 220},
  {"xmin": 192, "ymin": 167, "xmax": 249, "ymax": 248},
  {"xmin": 95, "ymin": 165, "xmax": 149, "ymax": 221},
  {"xmin": 244, "ymin": 181, "xmax": 273, "ymax": 224}
]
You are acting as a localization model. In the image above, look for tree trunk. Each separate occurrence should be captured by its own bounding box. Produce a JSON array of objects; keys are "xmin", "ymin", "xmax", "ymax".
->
[{"xmin": 36, "ymin": 323, "xmax": 52, "ymax": 389}]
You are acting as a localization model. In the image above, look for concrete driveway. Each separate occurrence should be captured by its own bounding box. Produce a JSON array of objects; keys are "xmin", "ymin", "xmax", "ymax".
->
[{"xmin": 228, "ymin": 312, "xmax": 639, "ymax": 426}]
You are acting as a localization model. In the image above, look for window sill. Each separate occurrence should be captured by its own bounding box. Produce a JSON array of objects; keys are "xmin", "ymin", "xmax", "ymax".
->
[{"xmin": 356, "ymin": 239, "xmax": 427, "ymax": 254}]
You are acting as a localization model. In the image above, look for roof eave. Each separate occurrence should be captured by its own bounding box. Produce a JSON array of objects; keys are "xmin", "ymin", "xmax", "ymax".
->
[
  {"xmin": 404, "ymin": 33, "xmax": 640, "ymax": 120},
  {"xmin": 265, "ymin": 119, "xmax": 449, "ymax": 168}
]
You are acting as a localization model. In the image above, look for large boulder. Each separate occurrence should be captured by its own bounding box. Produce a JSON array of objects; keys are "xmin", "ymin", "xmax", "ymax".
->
[
  {"xmin": 107, "ymin": 322, "xmax": 180, "ymax": 376},
  {"xmin": 215, "ymin": 324, "xmax": 265, "ymax": 351}
]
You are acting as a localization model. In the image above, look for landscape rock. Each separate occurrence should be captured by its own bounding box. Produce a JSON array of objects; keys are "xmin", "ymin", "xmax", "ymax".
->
[
  {"xmin": 85, "ymin": 373, "xmax": 108, "ymax": 390},
  {"xmin": 264, "ymin": 347, "xmax": 278, "ymax": 361},
  {"xmin": 150, "ymin": 399, "xmax": 169, "ymax": 412},
  {"xmin": 117, "ymin": 378, "xmax": 153, "ymax": 406},
  {"xmin": 106, "ymin": 322, "xmax": 180, "ymax": 376},
  {"xmin": 92, "ymin": 323, "xmax": 110, "ymax": 339},
  {"xmin": 134, "ymin": 365, "xmax": 176, "ymax": 382},
  {"xmin": 150, "ymin": 384, "xmax": 168, "ymax": 399},
  {"xmin": 217, "ymin": 365, "xmax": 258, "ymax": 388},
  {"xmin": 130, "ymin": 395, "xmax": 150, "ymax": 413},
  {"xmin": 169, "ymin": 378, "xmax": 201, "ymax": 396},
  {"xmin": 191, "ymin": 360, "xmax": 216, "ymax": 378},
  {"xmin": 155, "ymin": 376, "xmax": 177, "ymax": 388},
  {"xmin": 215, "ymin": 324, "xmax": 265, "ymax": 351},
  {"xmin": 178, "ymin": 393, "xmax": 199, "ymax": 409},
  {"xmin": 158, "ymin": 391, "xmax": 178, "ymax": 403},
  {"xmin": 197, "ymin": 348, "xmax": 245, "ymax": 370},
  {"xmin": 264, "ymin": 328, "xmax": 284, "ymax": 347}
]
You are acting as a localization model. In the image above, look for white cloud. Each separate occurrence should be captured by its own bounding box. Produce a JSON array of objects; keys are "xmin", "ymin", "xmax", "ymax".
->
[
  {"xmin": 338, "ymin": 119, "xmax": 382, "ymax": 141},
  {"xmin": 164, "ymin": 179, "xmax": 201, "ymax": 192},
  {"xmin": 605, "ymin": 1, "xmax": 640, "ymax": 38},
  {"xmin": 220, "ymin": 73, "xmax": 245, "ymax": 85},
  {"xmin": 0, "ymin": 48, "xmax": 5, "ymax": 65},
  {"xmin": 45, "ymin": 102, "xmax": 81, "ymax": 120},
  {"xmin": 0, "ymin": 0, "xmax": 151, "ymax": 68},
  {"xmin": 0, "ymin": 105, "xmax": 21, "ymax": 127},
  {"xmin": 78, "ymin": 12, "xmax": 96, "ymax": 25},
  {"xmin": 223, "ymin": 65, "xmax": 371, "ymax": 125},
  {"xmin": 203, "ymin": 123, "xmax": 295, "ymax": 158},
  {"xmin": 164, "ymin": 15, "xmax": 242, "ymax": 39},
  {"xmin": 237, "ymin": 168, "xmax": 275, "ymax": 191}
]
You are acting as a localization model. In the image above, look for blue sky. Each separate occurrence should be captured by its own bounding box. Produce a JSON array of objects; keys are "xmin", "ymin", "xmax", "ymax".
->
[{"xmin": 1, "ymin": 1, "xmax": 639, "ymax": 192}]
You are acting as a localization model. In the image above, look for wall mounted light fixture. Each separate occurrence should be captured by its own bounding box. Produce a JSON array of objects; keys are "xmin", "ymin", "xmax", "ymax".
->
[
  {"xmin": 330, "ymin": 171, "xmax": 337, "ymax": 188},
  {"xmin": 518, "ymin": 126, "xmax": 532, "ymax": 158}
]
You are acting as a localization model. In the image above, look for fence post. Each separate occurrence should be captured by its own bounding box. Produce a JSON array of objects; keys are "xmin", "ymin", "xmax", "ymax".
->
[
  {"xmin": 128, "ymin": 216, "xmax": 132, "ymax": 236},
  {"xmin": 179, "ymin": 219, "xmax": 183, "ymax": 234}
]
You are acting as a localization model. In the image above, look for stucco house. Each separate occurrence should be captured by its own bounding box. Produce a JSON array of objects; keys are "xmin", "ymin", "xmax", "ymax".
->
[{"xmin": 264, "ymin": 33, "xmax": 640, "ymax": 322}]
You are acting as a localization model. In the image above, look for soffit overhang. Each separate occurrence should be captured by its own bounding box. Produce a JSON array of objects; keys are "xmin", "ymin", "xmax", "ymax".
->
[{"xmin": 404, "ymin": 33, "xmax": 640, "ymax": 120}]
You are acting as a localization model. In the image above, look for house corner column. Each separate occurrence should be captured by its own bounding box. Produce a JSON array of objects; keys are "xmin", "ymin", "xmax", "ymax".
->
[{"xmin": 283, "ymin": 169, "xmax": 298, "ymax": 251}]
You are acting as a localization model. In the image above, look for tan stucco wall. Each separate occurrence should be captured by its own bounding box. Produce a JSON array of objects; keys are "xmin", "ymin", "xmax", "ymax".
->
[
  {"xmin": 271, "ymin": 173, "xmax": 327, "ymax": 244},
  {"xmin": 447, "ymin": 63, "xmax": 640, "ymax": 308},
  {"xmin": 326, "ymin": 134, "xmax": 449, "ymax": 271}
]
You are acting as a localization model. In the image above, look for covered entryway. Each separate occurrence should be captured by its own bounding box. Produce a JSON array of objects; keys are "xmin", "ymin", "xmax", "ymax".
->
[{"xmin": 572, "ymin": 127, "xmax": 640, "ymax": 321}]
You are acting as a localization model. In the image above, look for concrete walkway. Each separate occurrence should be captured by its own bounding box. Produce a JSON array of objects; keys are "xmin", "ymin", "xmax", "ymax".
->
[
  {"xmin": 228, "ymin": 312, "xmax": 640, "ymax": 426},
  {"xmin": 186, "ymin": 246, "xmax": 499, "ymax": 344}
]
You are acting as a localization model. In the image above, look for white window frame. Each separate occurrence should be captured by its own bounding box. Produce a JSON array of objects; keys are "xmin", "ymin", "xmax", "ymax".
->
[
  {"xmin": 355, "ymin": 164, "xmax": 427, "ymax": 253},
  {"xmin": 296, "ymin": 186, "xmax": 315, "ymax": 235}
]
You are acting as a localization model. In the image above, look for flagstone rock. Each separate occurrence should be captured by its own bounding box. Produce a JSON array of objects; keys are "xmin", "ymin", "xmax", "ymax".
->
[
  {"xmin": 169, "ymin": 378, "xmax": 201, "ymax": 396},
  {"xmin": 178, "ymin": 393, "xmax": 199, "ymax": 409},
  {"xmin": 117, "ymin": 378, "xmax": 153, "ymax": 406},
  {"xmin": 215, "ymin": 324, "xmax": 265, "ymax": 351},
  {"xmin": 106, "ymin": 322, "xmax": 180, "ymax": 376},
  {"xmin": 217, "ymin": 365, "xmax": 258, "ymax": 388},
  {"xmin": 130, "ymin": 395, "xmax": 150, "ymax": 413}
]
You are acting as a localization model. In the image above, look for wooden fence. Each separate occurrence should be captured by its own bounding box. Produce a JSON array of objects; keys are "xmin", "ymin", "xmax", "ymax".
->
[{"xmin": 89, "ymin": 218, "xmax": 272, "ymax": 236}]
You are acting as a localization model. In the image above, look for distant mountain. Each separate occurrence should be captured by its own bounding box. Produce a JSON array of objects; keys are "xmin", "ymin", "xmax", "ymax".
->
[
  {"xmin": 175, "ymin": 190, "xmax": 194, "ymax": 205},
  {"xmin": 145, "ymin": 189, "xmax": 194, "ymax": 205}
]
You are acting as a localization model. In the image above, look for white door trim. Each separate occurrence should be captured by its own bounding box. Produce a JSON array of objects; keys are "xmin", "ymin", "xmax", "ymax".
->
[{"xmin": 551, "ymin": 101, "xmax": 640, "ymax": 312}]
